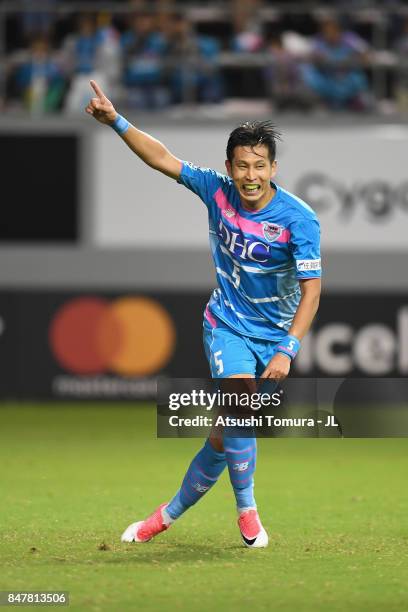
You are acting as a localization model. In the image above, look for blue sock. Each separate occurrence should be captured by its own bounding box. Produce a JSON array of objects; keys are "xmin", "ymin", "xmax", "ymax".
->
[
  {"xmin": 166, "ymin": 439, "xmax": 226, "ymax": 520},
  {"xmin": 223, "ymin": 431, "xmax": 257, "ymax": 512}
]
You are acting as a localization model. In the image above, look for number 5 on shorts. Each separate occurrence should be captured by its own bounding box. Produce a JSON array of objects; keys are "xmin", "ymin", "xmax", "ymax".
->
[{"xmin": 214, "ymin": 350, "xmax": 224, "ymax": 375}]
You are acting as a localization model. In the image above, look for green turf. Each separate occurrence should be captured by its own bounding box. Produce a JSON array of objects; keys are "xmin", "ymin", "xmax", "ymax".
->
[{"xmin": 1, "ymin": 403, "xmax": 408, "ymax": 612}]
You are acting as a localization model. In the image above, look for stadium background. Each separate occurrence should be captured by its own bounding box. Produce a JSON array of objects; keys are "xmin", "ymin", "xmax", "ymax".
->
[
  {"xmin": 1, "ymin": 1, "xmax": 407, "ymax": 396},
  {"xmin": 1, "ymin": 3, "xmax": 408, "ymax": 611}
]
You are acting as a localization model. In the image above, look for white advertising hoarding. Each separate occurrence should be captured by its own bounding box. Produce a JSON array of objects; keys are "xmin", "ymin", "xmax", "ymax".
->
[{"xmin": 93, "ymin": 124, "xmax": 408, "ymax": 250}]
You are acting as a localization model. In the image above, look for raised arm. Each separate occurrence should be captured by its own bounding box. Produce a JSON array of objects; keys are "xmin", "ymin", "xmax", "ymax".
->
[{"xmin": 85, "ymin": 80, "xmax": 183, "ymax": 180}]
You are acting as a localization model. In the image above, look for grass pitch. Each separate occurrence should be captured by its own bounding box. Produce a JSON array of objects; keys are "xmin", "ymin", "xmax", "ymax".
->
[{"xmin": 1, "ymin": 403, "xmax": 408, "ymax": 612}]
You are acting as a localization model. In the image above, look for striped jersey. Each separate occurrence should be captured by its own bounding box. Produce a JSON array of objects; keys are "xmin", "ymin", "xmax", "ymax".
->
[{"xmin": 178, "ymin": 162, "xmax": 321, "ymax": 342}]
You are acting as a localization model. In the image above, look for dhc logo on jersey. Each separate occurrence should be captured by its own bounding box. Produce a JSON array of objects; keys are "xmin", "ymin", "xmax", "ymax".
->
[
  {"xmin": 218, "ymin": 220, "xmax": 270, "ymax": 263},
  {"xmin": 262, "ymin": 222, "xmax": 283, "ymax": 242}
]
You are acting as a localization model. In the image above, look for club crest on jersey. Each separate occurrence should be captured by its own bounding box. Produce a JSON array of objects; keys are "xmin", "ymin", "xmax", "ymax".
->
[
  {"xmin": 262, "ymin": 222, "xmax": 283, "ymax": 242},
  {"xmin": 223, "ymin": 207, "xmax": 236, "ymax": 219}
]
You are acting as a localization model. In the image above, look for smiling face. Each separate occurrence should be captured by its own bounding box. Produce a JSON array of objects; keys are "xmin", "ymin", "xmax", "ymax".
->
[{"xmin": 225, "ymin": 144, "xmax": 277, "ymax": 211}]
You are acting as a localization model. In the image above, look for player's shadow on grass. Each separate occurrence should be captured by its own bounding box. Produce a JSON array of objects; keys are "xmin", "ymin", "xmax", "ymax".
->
[{"xmin": 97, "ymin": 542, "xmax": 247, "ymax": 564}]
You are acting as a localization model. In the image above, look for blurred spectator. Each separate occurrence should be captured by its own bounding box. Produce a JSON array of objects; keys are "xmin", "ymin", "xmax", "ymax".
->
[
  {"xmin": 264, "ymin": 33, "xmax": 313, "ymax": 111},
  {"xmin": 301, "ymin": 17, "xmax": 371, "ymax": 110},
  {"xmin": 163, "ymin": 13, "xmax": 223, "ymax": 105},
  {"xmin": 14, "ymin": 36, "xmax": 64, "ymax": 113},
  {"xmin": 395, "ymin": 18, "xmax": 408, "ymax": 113},
  {"xmin": 94, "ymin": 13, "xmax": 121, "ymax": 87},
  {"xmin": 20, "ymin": 0, "xmax": 59, "ymax": 42},
  {"xmin": 121, "ymin": 12, "xmax": 168, "ymax": 109},
  {"xmin": 231, "ymin": 0, "xmax": 263, "ymax": 52},
  {"xmin": 62, "ymin": 13, "xmax": 120, "ymax": 113}
]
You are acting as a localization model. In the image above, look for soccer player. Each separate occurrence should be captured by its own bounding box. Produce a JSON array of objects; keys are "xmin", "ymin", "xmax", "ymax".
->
[{"xmin": 86, "ymin": 80, "xmax": 321, "ymax": 548}]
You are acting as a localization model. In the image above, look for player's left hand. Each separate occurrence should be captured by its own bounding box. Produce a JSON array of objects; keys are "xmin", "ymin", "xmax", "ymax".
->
[{"xmin": 260, "ymin": 353, "xmax": 291, "ymax": 380}]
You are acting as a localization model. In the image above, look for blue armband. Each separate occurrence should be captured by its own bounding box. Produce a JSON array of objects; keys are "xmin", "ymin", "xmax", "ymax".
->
[
  {"xmin": 111, "ymin": 114, "xmax": 130, "ymax": 135},
  {"xmin": 276, "ymin": 335, "xmax": 300, "ymax": 360}
]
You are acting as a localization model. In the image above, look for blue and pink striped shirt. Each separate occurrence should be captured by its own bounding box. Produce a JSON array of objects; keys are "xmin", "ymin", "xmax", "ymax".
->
[{"xmin": 178, "ymin": 162, "xmax": 321, "ymax": 342}]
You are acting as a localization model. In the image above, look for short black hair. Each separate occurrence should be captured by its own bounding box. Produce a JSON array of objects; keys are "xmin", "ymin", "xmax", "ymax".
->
[{"xmin": 226, "ymin": 120, "xmax": 281, "ymax": 163}]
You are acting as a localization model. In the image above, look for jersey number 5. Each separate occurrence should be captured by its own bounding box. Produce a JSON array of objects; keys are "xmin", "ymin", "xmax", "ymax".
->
[
  {"xmin": 214, "ymin": 350, "xmax": 224, "ymax": 375},
  {"xmin": 232, "ymin": 264, "xmax": 240, "ymax": 288}
]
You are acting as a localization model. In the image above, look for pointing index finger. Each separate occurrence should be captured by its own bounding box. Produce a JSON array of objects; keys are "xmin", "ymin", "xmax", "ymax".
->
[{"xmin": 90, "ymin": 80, "xmax": 106, "ymax": 101}]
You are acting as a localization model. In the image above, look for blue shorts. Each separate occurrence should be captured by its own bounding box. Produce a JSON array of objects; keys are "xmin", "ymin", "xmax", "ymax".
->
[{"xmin": 203, "ymin": 307, "xmax": 281, "ymax": 379}]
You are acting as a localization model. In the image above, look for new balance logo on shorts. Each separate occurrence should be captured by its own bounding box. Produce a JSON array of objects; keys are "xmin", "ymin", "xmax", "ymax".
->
[
  {"xmin": 232, "ymin": 462, "xmax": 249, "ymax": 472},
  {"xmin": 193, "ymin": 482, "xmax": 210, "ymax": 493}
]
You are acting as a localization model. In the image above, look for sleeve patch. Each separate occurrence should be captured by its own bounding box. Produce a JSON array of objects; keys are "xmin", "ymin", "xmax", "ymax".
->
[{"xmin": 296, "ymin": 259, "xmax": 321, "ymax": 272}]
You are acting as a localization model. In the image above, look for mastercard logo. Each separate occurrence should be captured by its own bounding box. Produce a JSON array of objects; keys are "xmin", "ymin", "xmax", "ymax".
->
[{"xmin": 49, "ymin": 296, "xmax": 176, "ymax": 376}]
